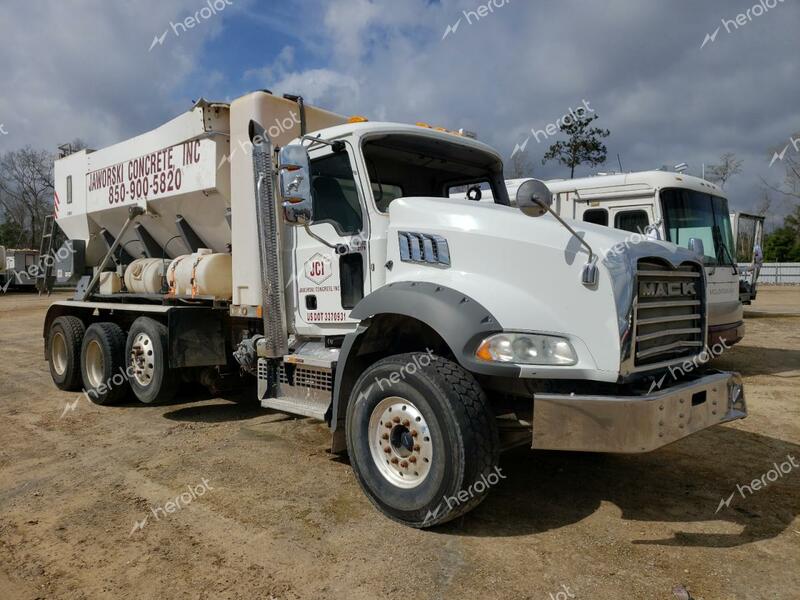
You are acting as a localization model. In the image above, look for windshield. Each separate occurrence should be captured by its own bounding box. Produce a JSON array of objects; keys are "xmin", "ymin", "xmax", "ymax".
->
[
  {"xmin": 660, "ymin": 188, "xmax": 735, "ymax": 266},
  {"xmin": 362, "ymin": 134, "xmax": 509, "ymax": 212}
]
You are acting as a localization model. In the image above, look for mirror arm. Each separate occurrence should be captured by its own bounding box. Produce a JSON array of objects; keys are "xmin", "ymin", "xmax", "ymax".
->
[
  {"xmin": 536, "ymin": 200, "xmax": 598, "ymax": 286},
  {"xmin": 539, "ymin": 201, "xmax": 596, "ymax": 264},
  {"xmin": 302, "ymin": 223, "xmax": 348, "ymax": 255},
  {"xmin": 301, "ymin": 134, "xmax": 345, "ymax": 153}
]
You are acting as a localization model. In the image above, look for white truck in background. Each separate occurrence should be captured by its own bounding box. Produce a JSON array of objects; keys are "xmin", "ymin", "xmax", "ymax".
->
[
  {"xmin": 463, "ymin": 173, "xmax": 746, "ymax": 347},
  {"xmin": 46, "ymin": 91, "xmax": 746, "ymax": 527}
]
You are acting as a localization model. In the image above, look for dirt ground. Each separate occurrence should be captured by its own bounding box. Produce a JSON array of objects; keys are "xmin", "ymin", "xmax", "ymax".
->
[{"xmin": 0, "ymin": 288, "xmax": 798, "ymax": 600}]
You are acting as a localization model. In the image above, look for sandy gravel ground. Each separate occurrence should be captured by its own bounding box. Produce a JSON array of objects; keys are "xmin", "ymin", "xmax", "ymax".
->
[{"xmin": 0, "ymin": 288, "xmax": 798, "ymax": 600}]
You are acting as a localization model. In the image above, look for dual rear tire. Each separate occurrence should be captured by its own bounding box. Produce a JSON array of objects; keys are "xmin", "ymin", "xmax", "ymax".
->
[{"xmin": 47, "ymin": 316, "xmax": 176, "ymax": 405}]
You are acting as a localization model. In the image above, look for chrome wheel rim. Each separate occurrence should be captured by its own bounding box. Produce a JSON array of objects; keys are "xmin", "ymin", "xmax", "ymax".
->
[
  {"xmin": 51, "ymin": 332, "xmax": 67, "ymax": 376},
  {"xmin": 368, "ymin": 397, "xmax": 433, "ymax": 489},
  {"xmin": 85, "ymin": 340, "xmax": 105, "ymax": 389},
  {"xmin": 129, "ymin": 332, "xmax": 155, "ymax": 386}
]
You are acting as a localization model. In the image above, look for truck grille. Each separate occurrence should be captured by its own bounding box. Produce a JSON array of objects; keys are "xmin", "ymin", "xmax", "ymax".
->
[{"xmin": 634, "ymin": 260, "xmax": 705, "ymax": 367}]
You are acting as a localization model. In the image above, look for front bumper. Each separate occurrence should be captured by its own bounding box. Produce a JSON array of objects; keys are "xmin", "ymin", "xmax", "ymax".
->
[{"xmin": 531, "ymin": 371, "xmax": 746, "ymax": 453}]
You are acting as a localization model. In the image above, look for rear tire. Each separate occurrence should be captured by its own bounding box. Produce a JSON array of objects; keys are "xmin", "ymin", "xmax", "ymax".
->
[
  {"xmin": 346, "ymin": 353, "xmax": 500, "ymax": 528},
  {"xmin": 80, "ymin": 322, "xmax": 129, "ymax": 405},
  {"xmin": 125, "ymin": 317, "xmax": 177, "ymax": 405},
  {"xmin": 48, "ymin": 316, "xmax": 85, "ymax": 391}
]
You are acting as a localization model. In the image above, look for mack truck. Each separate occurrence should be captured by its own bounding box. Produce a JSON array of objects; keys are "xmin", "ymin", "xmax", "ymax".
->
[{"xmin": 46, "ymin": 91, "xmax": 747, "ymax": 527}]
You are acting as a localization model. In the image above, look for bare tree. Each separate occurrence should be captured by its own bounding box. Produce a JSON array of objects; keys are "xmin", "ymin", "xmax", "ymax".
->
[
  {"xmin": 706, "ymin": 152, "xmax": 743, "ymax": 189},
  {"xmin": 0, "ymin": 147, "xmax": 55, "ymax": 248}
]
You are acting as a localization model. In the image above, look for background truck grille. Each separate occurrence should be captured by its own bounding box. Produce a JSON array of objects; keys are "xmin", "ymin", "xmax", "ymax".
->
[{"xmin": 634, "ymin": 260, "xmax": 705, "ymax": 367}]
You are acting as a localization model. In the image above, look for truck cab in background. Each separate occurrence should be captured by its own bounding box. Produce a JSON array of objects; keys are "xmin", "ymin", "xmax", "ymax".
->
[{"xmin": 45, "ymin": 92, "xmax": 747, "ymax": 527}]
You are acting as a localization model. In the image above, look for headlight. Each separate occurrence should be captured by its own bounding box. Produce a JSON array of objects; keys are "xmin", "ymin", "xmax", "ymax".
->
[{"xmin": 475, "ymin": 333, "xmax": 577, "ymax": 366}]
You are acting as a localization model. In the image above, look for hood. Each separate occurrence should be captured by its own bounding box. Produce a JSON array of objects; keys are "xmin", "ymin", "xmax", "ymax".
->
[{"xmin": 386, "ymin": 197, "xmax": 705, "ymax": 380}]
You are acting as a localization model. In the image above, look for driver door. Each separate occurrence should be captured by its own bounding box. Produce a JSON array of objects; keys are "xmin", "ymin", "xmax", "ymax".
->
[{"xmin": 292, "ymin": 143, "xmax": 369, "ymax": 334}]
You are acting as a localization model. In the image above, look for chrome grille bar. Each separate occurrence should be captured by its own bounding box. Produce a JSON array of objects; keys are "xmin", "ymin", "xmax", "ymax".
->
[{"xmin": 633, "ymin": 260, "xmax": 705, "ymax": 367}]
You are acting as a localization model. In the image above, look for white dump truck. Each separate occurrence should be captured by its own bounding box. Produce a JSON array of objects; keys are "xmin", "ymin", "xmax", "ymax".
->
[
  {"xmin": 465, "ymin": 173, "xmax": 745, "ymax": 347},
  {"xmin": 46, "ymin": 91, "xmax": 746, "ymax": 527}
]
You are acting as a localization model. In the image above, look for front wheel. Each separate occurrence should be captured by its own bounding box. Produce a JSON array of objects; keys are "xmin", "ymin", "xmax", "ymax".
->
[{"xmin": 346, "ymin": 353, "xmax": 500, "ymax": 528}]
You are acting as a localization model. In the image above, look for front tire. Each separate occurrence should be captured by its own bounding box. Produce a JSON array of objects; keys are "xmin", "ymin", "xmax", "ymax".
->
[
  {"xmin": 346, "ymin": 353, "xmax": 499, "ymax": 528},
  {"xmin": 125, "ymin": 317, "xmax": 177, "ymax": 405}
]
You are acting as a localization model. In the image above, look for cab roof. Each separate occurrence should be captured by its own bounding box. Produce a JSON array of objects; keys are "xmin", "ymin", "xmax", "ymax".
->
[{"xmin": 531, "ymin": 170, "xmax": 725, "ymax": 198}]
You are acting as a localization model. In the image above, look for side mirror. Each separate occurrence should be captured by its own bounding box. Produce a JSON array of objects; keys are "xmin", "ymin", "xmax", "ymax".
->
[
  {"xmin": 515, "ymin": 179, "xmax": 554, "ymax": 217},
  {"xmin": 688, "ymin": 237, "xmax": 705, "ymax": 257},
  {"xmin": 279, "ymin": 144, "xmax": 313, "ymax": 225},
  {"xmin": 645, "ymin": 220, "xmax": 662, "ymax": 241}
]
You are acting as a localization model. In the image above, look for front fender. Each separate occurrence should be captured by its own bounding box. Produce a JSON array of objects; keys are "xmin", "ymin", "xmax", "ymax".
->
[{"xmin": 329, "ymin": 282, "xmax": 517, "ymax": 449}]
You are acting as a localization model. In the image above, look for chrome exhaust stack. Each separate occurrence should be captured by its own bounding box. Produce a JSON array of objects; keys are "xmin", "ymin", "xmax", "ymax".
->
[{"xmin": 250, "ymin": 121, "xmax": 288, "ymax": 359}]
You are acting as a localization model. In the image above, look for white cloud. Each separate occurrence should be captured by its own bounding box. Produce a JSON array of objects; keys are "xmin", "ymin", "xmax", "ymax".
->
[{"xmin": 0, "ymin": 0, "xmax": 226, "ymax": 152}]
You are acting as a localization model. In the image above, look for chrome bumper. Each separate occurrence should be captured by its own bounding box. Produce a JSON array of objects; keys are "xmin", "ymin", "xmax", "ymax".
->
[{"xmin": 532, "ymin": 372, "xmax": 746, "ymax": 453}]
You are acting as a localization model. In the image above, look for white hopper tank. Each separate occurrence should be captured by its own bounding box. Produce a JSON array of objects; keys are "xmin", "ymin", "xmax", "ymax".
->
[{"xmin": 53, "ymin": 99, "xmax": 233, "ymax": 267}]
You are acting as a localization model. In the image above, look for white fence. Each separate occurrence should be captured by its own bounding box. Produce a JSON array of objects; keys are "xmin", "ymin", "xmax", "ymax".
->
[{"xmin": 739, "ymin": 263, "xmax": 800, "ymax": 285}]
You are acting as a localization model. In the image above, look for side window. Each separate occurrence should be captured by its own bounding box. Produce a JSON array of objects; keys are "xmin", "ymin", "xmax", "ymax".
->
[
  {"xmin": 310, "ymin": 151, "xmax": 363, "ymax": 235},
  {"xmin": 615, "ymin": 210, "xmax": 649, "ymax": 233},
  {"xmin": 66, "ymin": 175, "xmax": 73, "ymax": 204},
  {"xmin": 583, "ymin": 208, "xmax": 608, "ymax": 226}
]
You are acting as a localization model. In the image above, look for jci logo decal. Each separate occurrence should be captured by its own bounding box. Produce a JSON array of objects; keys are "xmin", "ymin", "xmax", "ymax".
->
[{"xmin": 305, "ymin": 253, "xmax": 332, "ymax": 285}]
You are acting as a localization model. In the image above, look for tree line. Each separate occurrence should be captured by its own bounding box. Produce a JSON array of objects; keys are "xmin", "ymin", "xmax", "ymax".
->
[{"xmin": 0, "ymin": 140, "xmax": 86, "ymax": 249}]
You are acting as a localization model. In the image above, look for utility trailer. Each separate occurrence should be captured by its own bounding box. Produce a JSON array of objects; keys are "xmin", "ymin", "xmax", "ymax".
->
[
  {"xmin": 1, "ymin": 248, "xmax": 39, "ymax": 291},
  {"xmin": 45, "ymin": 91, "xmax": 747, "ymax": 527}
]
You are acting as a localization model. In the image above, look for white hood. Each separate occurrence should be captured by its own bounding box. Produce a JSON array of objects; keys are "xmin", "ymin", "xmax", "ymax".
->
[{"xmin": 386, "ymin": 197, "xmax": 705, "ymax": 381}]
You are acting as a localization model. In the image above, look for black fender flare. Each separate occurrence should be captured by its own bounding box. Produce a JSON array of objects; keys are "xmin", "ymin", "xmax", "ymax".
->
[{"xmin": 329, "ymin": 281, "xmax": 518, "ymax": 446}]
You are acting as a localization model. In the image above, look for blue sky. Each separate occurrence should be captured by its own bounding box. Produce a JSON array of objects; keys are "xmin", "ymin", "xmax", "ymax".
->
[{"xmin": 1, "ymin": 0, "xmax": 798, "ymax": 225}]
